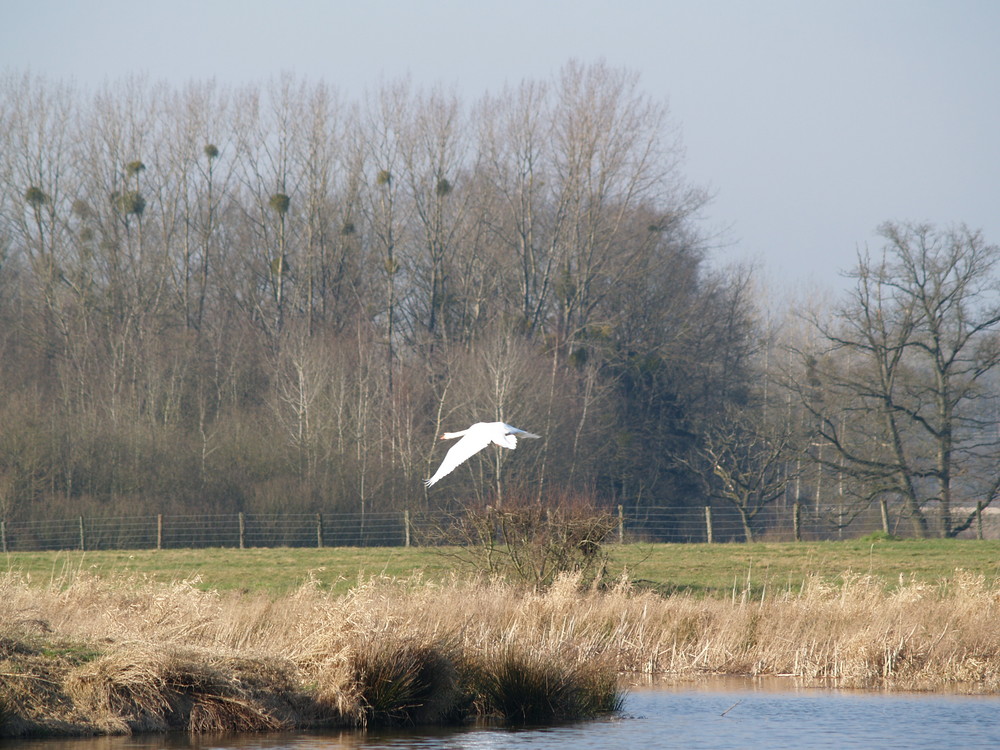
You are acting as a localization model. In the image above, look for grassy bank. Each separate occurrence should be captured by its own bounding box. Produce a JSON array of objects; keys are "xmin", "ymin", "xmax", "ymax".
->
[
  {"xmin": 3, "ymin": 540, "xmax": 1000, "ymax": 737},
  {"xmin": 0, "ymin": 572, "xmax": 622, "ymax": 737}
]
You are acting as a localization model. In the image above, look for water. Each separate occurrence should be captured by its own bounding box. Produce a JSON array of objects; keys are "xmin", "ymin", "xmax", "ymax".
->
[{"xmin": 7, "ymin": 682, "xmax": 1000, "ymax": 750}]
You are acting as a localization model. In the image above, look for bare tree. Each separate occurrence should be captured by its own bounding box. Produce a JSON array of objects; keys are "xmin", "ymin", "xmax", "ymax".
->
[
  {"xmin": 548, "ymin": 61, "xmax": 698, "ymax": 357},
  {"xmin": 360, "ymin": 79, "xmax": 414, "ymax": 393},
  {"xmin": 681, "ymin": 403, "xmax": 798, "ymax": 541},
  {"xmin": 402, "ymin": 85, "xmax": 471, "ymax": 340},
  {"xmin": 475, "ymin": 79, "xmax": 558, "ymax": 336},
  {"xmin": 160, "ymin": 80, "xmax": 235, "ymax": 331},
  {"xmin": 293, "ymin": 81, "xmax": 361, "ymax": 332},
  {"xmin": 231, "ymin": 77, "xmax": 302, "ymax": 339},
  {"xmin": 0, "ymin": 72, "xmax": 78, "ymax": 358},
  {"xmin": 798, "ymin": 222, "xmax": 1000, "ymax": 537}
]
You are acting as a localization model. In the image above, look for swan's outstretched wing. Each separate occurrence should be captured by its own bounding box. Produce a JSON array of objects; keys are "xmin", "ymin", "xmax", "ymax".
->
[
  {"xmin": 493, "ymin": 424, "xmax": 541, "ymax": 449},
  {"xmin": 503, "ymin": 424, "xmax": 539, "ymax": 435},
  {"xmin": 424, "ymin": 431, "xmax": 493, "ymax": 487}
]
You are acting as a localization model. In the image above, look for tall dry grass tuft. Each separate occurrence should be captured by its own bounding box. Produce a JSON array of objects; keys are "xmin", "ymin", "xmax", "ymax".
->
[{"xmin": 65, "ymin": 644, "xmax": 174, "ymax": 734}]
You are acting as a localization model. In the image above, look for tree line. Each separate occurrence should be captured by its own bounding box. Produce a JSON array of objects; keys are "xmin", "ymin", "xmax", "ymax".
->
[{"xmin": 1, "ymin": 65, "xmax": 997, "ymax": 538}]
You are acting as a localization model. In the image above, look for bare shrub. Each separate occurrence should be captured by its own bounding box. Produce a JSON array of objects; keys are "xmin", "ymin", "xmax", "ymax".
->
[{"xmin": 439, "ymin": 491, "xmax": 619, "ymax": 588}]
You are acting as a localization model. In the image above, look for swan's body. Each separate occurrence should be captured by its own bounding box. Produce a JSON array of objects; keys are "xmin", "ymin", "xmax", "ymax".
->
[{"xmin": 424, "ymin": 421, "xmax": 541, "ymax": 487}]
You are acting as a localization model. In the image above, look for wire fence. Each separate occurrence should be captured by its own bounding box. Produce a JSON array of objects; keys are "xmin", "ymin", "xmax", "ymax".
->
[{"xmin": 3, "ymin": 500, "xmax": 996, "ymax": 553}]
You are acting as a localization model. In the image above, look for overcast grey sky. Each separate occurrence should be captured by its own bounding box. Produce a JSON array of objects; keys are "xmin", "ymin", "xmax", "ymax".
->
[{"xmin": 3, "ymin": 0, "xmax": 997, "ymax": 293}]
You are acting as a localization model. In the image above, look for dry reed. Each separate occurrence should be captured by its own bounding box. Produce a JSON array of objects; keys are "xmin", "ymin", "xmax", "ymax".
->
[{"xmin": 2, "ymin": 567, "xmax": 999, "ymax": 737}]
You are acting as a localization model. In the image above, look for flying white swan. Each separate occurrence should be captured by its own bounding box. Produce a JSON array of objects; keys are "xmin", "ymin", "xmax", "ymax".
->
[{"xmin": 424, "ymin": 421, "xmax": 541, "ymax": 487}]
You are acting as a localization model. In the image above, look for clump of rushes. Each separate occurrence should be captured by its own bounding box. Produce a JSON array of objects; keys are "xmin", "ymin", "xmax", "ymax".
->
[
  {"xmin": 341, "ymin": 637, "xmax": 463, "ymax": 726},
  {"xmin": 464, "ymin": 643, "xmax": 623, "ymax": 724}
]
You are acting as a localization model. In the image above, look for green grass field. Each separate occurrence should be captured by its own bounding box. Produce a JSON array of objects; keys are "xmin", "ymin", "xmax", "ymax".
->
[{"xmin": 6, "ymin": 537, "xmax": 1000, "ymax": 596}]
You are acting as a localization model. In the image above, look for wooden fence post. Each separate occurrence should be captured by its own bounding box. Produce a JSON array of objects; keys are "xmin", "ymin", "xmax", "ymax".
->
[
  {"xmin": 977, "ymin": 501, "xmax": 984, "ymax": 540},
  {"xmin": 404, "ymin": 510, "xmax": 411, "ymax": 547},
  {"xmin": 793, "ymin": 502, "xmax": 802, "ymax": 542},
  {"xmin": 79, "ymin": 515, "xmax": 85, "ymax": 551},
  {"xmin": 157, "ymin": 514, "xmax": 163, "ymax": 550},
  {"xmin": 238, "ymin": 512, "xmax": 246, "ymax": 549},
  {"xmin": 1, "ymin": 519, "xmax": 6, "ymax": 553},
  {"xmin": 880, "ymin": 498, "xmax": 889, "ymax": 535},
  {"xmin": 316, "ymin": 513, "xmax": 324, "ymax": 548},
  {"xmin": 705, "ymin": 506, "xmax": 713, "ymax": 544},
  {"xmin": 618, "ymin": 505, "xmax": 624, "ymax": 543}
]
